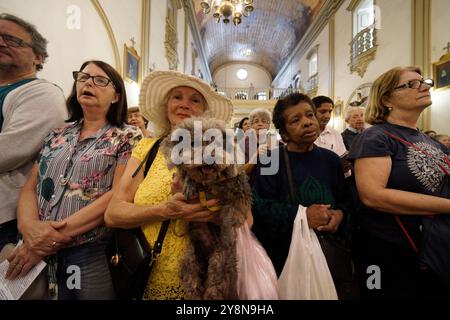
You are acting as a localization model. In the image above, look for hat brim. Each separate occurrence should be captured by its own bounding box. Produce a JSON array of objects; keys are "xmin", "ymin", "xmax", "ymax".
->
[{"xmin": 139, "ymin": 71, "xmax": 233, "ymax": 124}]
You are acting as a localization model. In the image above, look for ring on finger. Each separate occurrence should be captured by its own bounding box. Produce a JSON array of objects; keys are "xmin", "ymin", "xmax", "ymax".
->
[{"xmin": 51, "ymin": 241, "xmax": 57, "ymax": 248}]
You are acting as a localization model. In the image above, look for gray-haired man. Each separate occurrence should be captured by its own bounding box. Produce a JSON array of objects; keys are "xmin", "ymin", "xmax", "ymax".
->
[
  {"xmin": 341, "ymin": 107, "xmax": 365, "ymax": 151},
  {"xmin": 0, "ymin": 14, "xmax": 66, "ymax": 249}
]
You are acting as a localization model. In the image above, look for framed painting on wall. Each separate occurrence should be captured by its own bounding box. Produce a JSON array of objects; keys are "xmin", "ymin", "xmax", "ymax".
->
[
  {"xmin": 124, "ymin": 44, "xmax": 140, "ymax": 83},
  {"xmin": 433, "ymin": 52, "xmax": 450, "ymax": 91}
]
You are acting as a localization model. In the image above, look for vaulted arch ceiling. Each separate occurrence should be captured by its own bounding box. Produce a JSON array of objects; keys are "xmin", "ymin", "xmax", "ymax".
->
[{"xmin": 192, "ymin": 0, "xmax": 325, "ymax": 79}]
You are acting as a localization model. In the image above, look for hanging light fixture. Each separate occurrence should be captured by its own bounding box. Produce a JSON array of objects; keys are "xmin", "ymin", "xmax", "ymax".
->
[{"xmin": 200, "ymin": 0, "xmax": 254, "ymax": 26}]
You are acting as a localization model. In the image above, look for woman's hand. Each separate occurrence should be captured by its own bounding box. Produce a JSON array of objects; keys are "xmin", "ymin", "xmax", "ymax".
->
[
  {"xmin": 306, "ymin": 204, "xmax": 332, "ymax": 229},
  {"xmin": 257, "ymin": 143, "xmax": 270, "ymax": 156},
  {"xmin": 171, "ymin": 172, "xmax": 183, "ymax": 194},
  {"xmin": 20, "ymin": 220, "xmax": 72, "ymax": 256},
  {"xmin": 5, "ymin": 243, "xmax": 44, "ymax": 280},
  {"xmin": 163, "ymin": 193, "xmax": 220, "ymax": 223},
  {"xmin": 317, "ymin": 209, "xmax": 344, "ymax": 233}
]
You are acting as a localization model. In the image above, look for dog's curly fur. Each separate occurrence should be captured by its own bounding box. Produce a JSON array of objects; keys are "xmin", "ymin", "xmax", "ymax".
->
[{"xmin": 161, "ymin": 117, "xmax": 252, "ymax": 300}]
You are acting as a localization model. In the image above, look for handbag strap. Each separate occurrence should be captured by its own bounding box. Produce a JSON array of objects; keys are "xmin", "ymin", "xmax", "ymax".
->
[
  {"xmin": 114, "ymin": 138, "xmax": 169, "ymax": 257},
  {"xmin": 132, "ymin": 138, "xmax": 163, "ymax": 178},
  {"xmin": 151, "ymin": 220, "xmax": 170, "ymax": 261},
  {"xmin": 394, "ymin": 215, "xmax": 418, "ymax": 254},
  {"xmin": 383, "ymin": 130, "xmax": 450, "ymax": 175},
  {"xmin": 383, "ymin": 130, "xmax": 423, "ymax": 254},
  {"xmin": 283, "ymin": 145, "xmax": 298, "ymax": 205}
]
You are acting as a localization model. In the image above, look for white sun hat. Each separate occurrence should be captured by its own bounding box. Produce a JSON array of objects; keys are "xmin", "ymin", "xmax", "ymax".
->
[{"xmin": 139, "ymin": 70, "xmax": 233, "ymax": 124}]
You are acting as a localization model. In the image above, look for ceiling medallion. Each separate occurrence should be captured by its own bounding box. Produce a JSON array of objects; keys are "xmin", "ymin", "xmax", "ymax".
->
[{"xmin": 200, "ymin": 0, "xmax": 254, "ymax": 26}]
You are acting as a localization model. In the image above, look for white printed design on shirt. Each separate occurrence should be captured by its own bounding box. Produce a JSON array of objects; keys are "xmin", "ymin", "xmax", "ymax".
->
[{"xmin": 407, "ymin": 142, "xmax": 449, "ymax": 192}]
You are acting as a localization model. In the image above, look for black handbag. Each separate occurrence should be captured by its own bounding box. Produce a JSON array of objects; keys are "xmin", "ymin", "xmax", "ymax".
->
[
  {"xmin": 106, "ymin": 139, "xmax": 170, "ymax": 300},
  {"xmin": 283, "ymin": 146, "xmax": 358, "ymax": 298}
]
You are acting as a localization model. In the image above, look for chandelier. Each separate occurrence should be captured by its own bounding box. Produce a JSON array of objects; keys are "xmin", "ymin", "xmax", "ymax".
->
[{"xmin": 200, "ymin": 0, "xmax": 255, "ymax": 26}]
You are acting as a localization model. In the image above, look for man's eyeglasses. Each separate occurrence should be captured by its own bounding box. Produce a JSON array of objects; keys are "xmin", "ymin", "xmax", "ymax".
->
[
  {"xmin": 72, "ymin": 71, "xmax": 115, "ymax": 88},
  {"xmin": 0, "ymin": 33, "xmax": 32, "ymax": 48},
  {"xmin": 394, "ymin": 79, "xmax": 434, "ymax": 90}
]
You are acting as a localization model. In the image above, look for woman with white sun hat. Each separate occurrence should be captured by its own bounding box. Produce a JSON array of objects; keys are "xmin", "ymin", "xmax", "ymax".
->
[{"xmin": 105, "ymin": 70, "xmax": 233, "ymax": 299}]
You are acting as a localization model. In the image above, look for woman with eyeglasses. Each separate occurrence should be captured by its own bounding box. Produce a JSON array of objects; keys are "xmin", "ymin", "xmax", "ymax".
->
[
  {"xmin": 347, "ymin": 66, "xmax": 450, "ymax": 299},
  {"xmin": 5, "ymin": 60, "xmax": 142, "ymax": 299}
]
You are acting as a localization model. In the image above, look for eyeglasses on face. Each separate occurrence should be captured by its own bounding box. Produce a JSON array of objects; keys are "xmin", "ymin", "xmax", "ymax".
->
[
  {"xmin": 0, "ymin": 33, "xmax": 32, "ymax": 48},
  {"xmin": 72, "ymin": 71, "xmax": 115, "ymax": 88},
  {"xmin": 394, "ymin": 78, "xmax": 434, "ymax": 91}
]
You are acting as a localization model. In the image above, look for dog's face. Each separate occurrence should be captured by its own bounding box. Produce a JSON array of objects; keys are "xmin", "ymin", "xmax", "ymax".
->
[
  {"xmin": 183, "ymin": 163, "xmax": 227, "ymax": 185},
  {"xmin": 162, "ymin": 117, "xmax": 239, "ymax": 185}
]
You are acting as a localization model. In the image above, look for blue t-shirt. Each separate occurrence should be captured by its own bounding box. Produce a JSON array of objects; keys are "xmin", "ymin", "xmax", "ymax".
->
[{"xmin": 347, "ymin": 122, "xmax": 450, "ymax": 248}]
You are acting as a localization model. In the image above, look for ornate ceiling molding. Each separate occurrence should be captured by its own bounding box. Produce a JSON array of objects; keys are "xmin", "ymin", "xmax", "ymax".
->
[
  {"xmin": 412, "ymin": 0, "xmax": 431, "ymax": 130},
  {"xmin": 182, "ymin": 0, "xmax": 213, "ymax": 83},
  {"xmin": 141, "ymin": 0, "xmax": 151, "ymax": 78},
  {"xmin": 346, "ymin": 0, "xmax": 362, "ymax": 12},
  {"xmin": 90, "ymin": 0, "xmax": 121, "ymax": 74},
  {"xmin": 165, "ymin": 18, "xmax": 179, "ymax": 70},
  {"xmin": 274, "ymin": 0, "xmax": 346, "ymax": 84}
]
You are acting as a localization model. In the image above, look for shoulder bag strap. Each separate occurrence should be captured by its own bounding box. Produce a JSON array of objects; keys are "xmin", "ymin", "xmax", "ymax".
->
[
  {"xmin": 132, "ymin": 138, "xmax": 163, "ymax": 178},
  {"xmin": 151, "ymin": 219, "xmax": 170, "ymax": 262},
  {"xmin": 116, "ymin": 137, "xmax": 169, "ymax": 258},
  {"xmin": 283, "ymin": 145, "xmax": 298, "ymax": 205},
  {"xmin": 383, "ymin": 130, "xmax": 421, "ymax": 254}
]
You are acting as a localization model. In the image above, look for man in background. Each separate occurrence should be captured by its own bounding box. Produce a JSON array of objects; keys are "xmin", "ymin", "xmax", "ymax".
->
[
  {"xmin": 341, "ymin": 107, "xmax": 365, "ymax": 151},
  {"xmin": 313, "ymin": 96, "xmax": 347, "ymax": 157}
]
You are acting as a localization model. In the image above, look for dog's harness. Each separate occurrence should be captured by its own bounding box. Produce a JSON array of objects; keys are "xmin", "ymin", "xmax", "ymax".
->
[{"xmin": 196, "ymin": 172, "xmax": 242, "ymax": 212}]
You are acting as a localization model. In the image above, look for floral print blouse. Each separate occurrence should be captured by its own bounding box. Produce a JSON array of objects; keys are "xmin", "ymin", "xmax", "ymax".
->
[{"xmin": 36, "ymin": 120, "xmax": 142, "ymax": 246}]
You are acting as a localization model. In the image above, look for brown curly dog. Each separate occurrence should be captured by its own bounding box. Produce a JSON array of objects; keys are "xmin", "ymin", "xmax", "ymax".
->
[{"xmin": 161, "ymin": 117, "xmax": 252, "ymax": 300}]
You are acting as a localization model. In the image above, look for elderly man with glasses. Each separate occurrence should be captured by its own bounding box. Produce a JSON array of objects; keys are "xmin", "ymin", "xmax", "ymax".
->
[{"xmin": 0, "ymin": 14, "xmax": 66, "ymax": 251}]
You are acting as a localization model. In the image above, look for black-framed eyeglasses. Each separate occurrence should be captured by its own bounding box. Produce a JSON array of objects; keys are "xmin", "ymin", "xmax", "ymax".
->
[
  {"xmin": 394, "ymin": 78, "xmax": 434, "ymax": 90},
  {"xmin": 72, "ymin": 71, "xmax": 115, "ymax": 88},
  {"xmin": 0, "ymin": 33, "xmax": 32, "ymax": 48}
]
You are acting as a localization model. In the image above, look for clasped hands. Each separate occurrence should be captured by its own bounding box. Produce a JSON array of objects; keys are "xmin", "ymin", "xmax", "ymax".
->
[
  {"xmin": 5, "ymin": 220, "xmax": 72, "ymax": 280},
  {"xmin": 306, "ymin": 204, "xmax": 343, "ymax": 233}
]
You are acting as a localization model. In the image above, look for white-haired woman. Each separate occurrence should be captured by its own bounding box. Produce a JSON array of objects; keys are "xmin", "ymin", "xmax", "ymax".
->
[
  {"xmin": 105, "ymin": 71, "xmax": 234, "ymax": 300},
  {"xmin": 242, "ymin": 108, "xmax": 273, "ymax": 177}
]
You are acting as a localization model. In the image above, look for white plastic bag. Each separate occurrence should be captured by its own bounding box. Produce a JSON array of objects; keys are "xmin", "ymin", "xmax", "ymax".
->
[
  {"xmin": 278, "ymin": 205, "xmax": 338, "ymax": 300},
  {"xmin": 236, "ymin": 222, "xmax": 278, "ymax": 300}
]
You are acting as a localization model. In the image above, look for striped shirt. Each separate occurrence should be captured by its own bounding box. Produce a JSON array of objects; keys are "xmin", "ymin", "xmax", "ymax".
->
[{"xmin": 36, "ymin": 120, "xmax": 142, "ymax": 245}]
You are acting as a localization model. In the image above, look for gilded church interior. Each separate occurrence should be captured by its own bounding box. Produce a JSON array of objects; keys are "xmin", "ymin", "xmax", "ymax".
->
[
  {"xmin": 2, "ymin": 0, "xmax": 449, "ymax": 135},
  {"xmin": 2, "ymin": 0, "xmax": 450, "ymax": 303}
]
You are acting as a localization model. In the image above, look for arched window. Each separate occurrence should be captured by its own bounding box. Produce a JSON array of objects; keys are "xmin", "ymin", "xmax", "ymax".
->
[
  {"xmin": 236, "ymin": 68, "xmax": 248, "ymax": 80},
  {"xmin": 353, "ymin": 0, "xmax": 375, "ymax": 36}
]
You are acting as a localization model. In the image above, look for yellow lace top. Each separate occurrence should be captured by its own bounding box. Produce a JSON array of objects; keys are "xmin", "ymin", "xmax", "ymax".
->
[{"xmin": 132, "ymin": 138, "xmax": 190, "ymax": 300}]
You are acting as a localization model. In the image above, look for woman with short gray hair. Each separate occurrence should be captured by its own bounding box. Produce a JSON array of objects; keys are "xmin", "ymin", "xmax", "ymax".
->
[
  {"xmin": 249, "ymin": 108, "xmax": 271, "ymax": 127},
  {"xmin": 243, "ymin": 108, "xmax": 272, "ymax": 176}
]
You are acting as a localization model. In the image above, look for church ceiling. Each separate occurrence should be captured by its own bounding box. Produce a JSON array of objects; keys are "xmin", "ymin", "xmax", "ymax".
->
[{"xmin": 192, "ymin": 0, "xmax": 325, "ymax": 78}]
